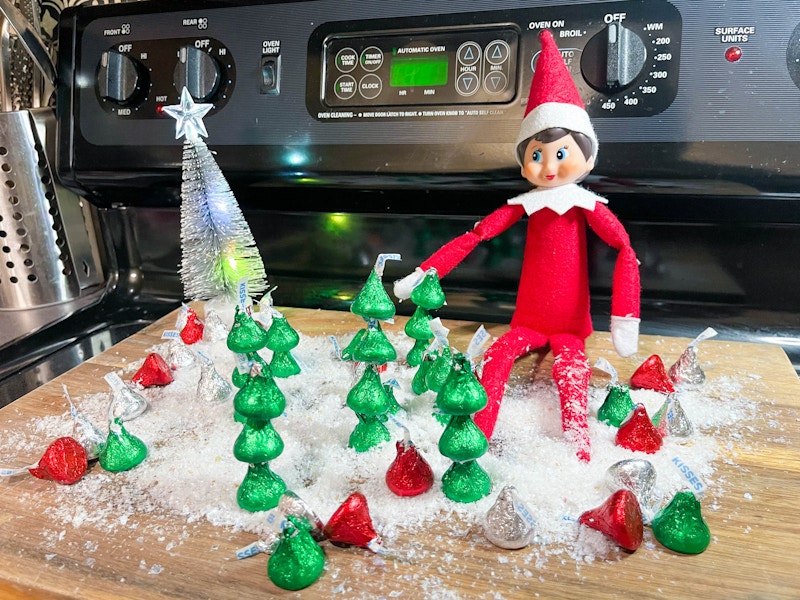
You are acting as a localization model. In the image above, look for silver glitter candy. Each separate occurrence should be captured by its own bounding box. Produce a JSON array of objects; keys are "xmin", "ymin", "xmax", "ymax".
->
[
  {"xmin": 197, "ymin": 359, "xmax": 233, "ymax": 403},
  {"xmin": 669, "ymin": 327, "xmax": 717, "ymax": 387},
  {"xmin": 64, "ymin": 385, "xmax": 106, "ymax": 460},
  {"xmin": 166, "ymin": 339, "xmax": 196, "ymax": 369},
  {"xmin": 668, "ymin": 345, "xmax": 705, "ymax": 386},
  {"xmin": 240, "ymin": 491, "xmax": 325, "ymax": 557},
  {"xmin": 71, "ymin": 411, "xmax": 106, "ymax": 460},
  {"xmin": 653, "ymin": 394, "xmax": 694, "ymax": 438},
  {"xmin": 484, "ymin": 485, "xmax": 536, "ymax": 550},
  {"xmin": 605, "ymin": 459, "xmax": 657, "ymax": 517},
  {"xmin": 277, "ymin": 490, "xmax": 325, "ymax": 542},
  {"xmin": 202, "ymin": 309, "xmax": 229, "ymax": 342},
  {"xmin": 109, "ymin": 384, "xmax": 149, "ymax": 422}
]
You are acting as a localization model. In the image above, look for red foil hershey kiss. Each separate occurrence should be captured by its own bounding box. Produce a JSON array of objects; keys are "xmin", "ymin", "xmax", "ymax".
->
[
  {"xmin": 630, "ymin": 354, "xmax": 675, "ymax": 394},
  {"xmin": 385, "ymin": 439, "xmax": 434, "ymax": 497},
  {"xmin": 29, "ymin": 437, "xmax": 88, "ymax": 485},
  {"xmin": 180, "ymin": 308, "xmax": 205, "ymax": 345},
  {"xmin": 323, "ymin": 491, "xmax": 382, "ymax": 551},
  {"xmin": 131, "ymin": 352, "xmax": 174, "ymax": 387},
  {"xmin": 615, "ymin": 404, "xmax": 663, "ymax": 454},
  {"xmin": 579, "ymin": 489, "xmax": 644, "ymax": 551}
]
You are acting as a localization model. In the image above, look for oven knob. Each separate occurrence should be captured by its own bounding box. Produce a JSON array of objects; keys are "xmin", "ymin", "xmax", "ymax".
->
[
  {"xmin": 580, "ymin": 23, "xmax": 647, "ymax": 93},
  {"xmin": 174, "ymin": 45, "xmax": 221, "ymax": 102},
  {"xmin": 97, "ymin": 50, "xmax": 145, "ymax": 104}
]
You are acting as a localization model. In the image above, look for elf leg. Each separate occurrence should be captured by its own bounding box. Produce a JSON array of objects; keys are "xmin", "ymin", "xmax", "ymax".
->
[
  {"xmin": 550, "ymin": 333, "xmax": 592, "ymax": 462},
  {"xmin": 474, "ymin": 326, "xmax": 548, "ymax": 439}
]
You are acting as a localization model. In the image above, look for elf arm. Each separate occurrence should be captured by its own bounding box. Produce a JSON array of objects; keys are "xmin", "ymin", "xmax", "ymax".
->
[
  {"xmin": 394, "ymin": 204, "xmax": 525, "ymax": 299},
  {"xmin": 584, "ymin": 203, "xmax": 641, "ymax": 357}
]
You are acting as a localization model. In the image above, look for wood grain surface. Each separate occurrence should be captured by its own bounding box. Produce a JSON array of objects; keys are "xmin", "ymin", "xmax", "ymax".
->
[{"xmin": 0, "ymin": 306, "xmax": 798, "ymax": 599}]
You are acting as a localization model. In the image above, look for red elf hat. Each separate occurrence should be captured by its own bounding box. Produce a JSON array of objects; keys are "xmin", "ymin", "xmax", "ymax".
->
[{"xmin": 515, "ymin": 30, "xmax": 598, "ymax": 165}]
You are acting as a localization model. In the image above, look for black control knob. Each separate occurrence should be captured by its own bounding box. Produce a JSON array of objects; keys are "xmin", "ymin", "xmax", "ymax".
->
[
  {"xmin": 581, "ymin": 23, "xmax": 647, "ymax": 93},
  {"xmin": 174, "ymin": 45, "xmax": 221, "ymax": 102},
  {"xmin": 97, "ymin": 50, "xmax": 143, "ymax": 104}
]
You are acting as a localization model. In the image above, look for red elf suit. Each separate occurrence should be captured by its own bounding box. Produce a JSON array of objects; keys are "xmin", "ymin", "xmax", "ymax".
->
[{"xmin": 394, "ymin": 31, "xmax": 640, "ymax": 462}]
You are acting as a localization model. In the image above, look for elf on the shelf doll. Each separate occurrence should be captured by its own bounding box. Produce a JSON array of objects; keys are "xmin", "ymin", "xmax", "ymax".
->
[{"xmin": 394, "ymin": 30, "xmax": 640, "ymax": 462}]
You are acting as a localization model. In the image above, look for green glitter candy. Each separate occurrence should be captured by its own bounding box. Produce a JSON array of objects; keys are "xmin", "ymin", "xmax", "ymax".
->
[
  {"xmin": 597, "ymin": 383, "xmax": 636, "ymax": 427},
  {"xmin": 441, "ymin": 459, "xmax": 492, "ymax": 504},
  {"xmin": 265, "ymin": 315, "xmax": 300, "ymax": 352},
  {"xmin": 404, "ymin": 306, "xmax": 433, "ymax": 341},
  {"xmin": 340, "ymin": 328, "xmax": 366, "ymax": 361},
  {"xmin": 651, "ymin": 490, "xmax": 711, "ymax": 554},
  {"xmin": 425, "ymin": 346, "xmax": 454, "ymax": 393},
  {"xmin": 348, "ymin": 414, "xmax": 391, "ymax": 452},
  {"xmin": 231, "ymin": 352, "xmax": 268, "ymax": 388},
  {"xmin": 405, "ymin": 338, "xmax": 429, "ymax": 368},
  {"xmin": 350, "ymin": 269, "xmax": 396, "ymax": 321},
  {"xmin": 410, "ymin": 270, "xmax": 446, "ymax": 310},
  {"xmin": 227, "ymin": 306, "xmax": 268, "ymax": 354},
  {"xmin": 435, "ymin": 354, "xmax": 488, "ymax": 415},
  {"xmin": 350, "ymin": 321, "xmax": 397, "ymax": 365},
  {"xmin": 237, "ymin": 462, "xmax": 287, "ymax": 512},
  {"xmin": 267, "ymin": 516, "xmax": 325, "ymax": 590},
  {"xmin": 98, "ymin": 418, "xmax": 147, "ymax": 473},
  {"xmin": 411, "ymin": 358, "xmax": 431, "ymax": 395},
  {"xmin": 233, "ymin": 368, "xmax": 287, "ymax": 421},
  {"xmin": 233, "ymin": 418, "xmax": 285, "ymax": 464},
  {"xmin": 438, "ymin": 415, "xmax": 489, "ymax": 462},
  {"xmin": 270, "ymin": 350, "xmax": 301, "ymax": 378},
  {"xmin": 346, "ymin": 365, "xmax": 392, "ymax": 416}
]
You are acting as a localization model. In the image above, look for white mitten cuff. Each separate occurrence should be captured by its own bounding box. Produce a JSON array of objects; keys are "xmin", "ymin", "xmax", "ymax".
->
[
  {"xmin": 610, "ymin": 315, "xmax": 640, "ymax": 358},
  {"xmin": 393, "ymin": 267, "xmax": 425, "ymax": 301}
]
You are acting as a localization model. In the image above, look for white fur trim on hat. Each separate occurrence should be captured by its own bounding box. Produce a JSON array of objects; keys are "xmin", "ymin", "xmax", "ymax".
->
[{"xmin": 515, "ymin": 102, "xmax": 598, "ymax": 166}]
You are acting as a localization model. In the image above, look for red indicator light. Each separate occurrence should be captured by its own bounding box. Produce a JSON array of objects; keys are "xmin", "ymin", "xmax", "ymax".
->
[
  {"xmin": 156, "ymin": 105, "xmax": 164, "ymax": 114},
  {"xmin": 725, "ymin": 46, "xmax": 743, "ymax": 63}
]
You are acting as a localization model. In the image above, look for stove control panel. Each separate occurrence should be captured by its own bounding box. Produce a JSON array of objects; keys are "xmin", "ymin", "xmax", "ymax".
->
[
  {"xmin": 55, "ymin": 0, "xmax": 800, "ymax": 203},
  {"xmin": 309, "ymin": 1, "xmax": 680, "ymax": 119}
]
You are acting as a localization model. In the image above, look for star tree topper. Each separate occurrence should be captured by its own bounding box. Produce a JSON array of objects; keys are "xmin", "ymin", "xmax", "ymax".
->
[{"xmin": 163, "ymin": 87, "xmax": 213, "ymax": 141}]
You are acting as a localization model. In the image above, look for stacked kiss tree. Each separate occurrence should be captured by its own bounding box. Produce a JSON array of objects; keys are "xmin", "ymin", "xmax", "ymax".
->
[
  {"xmin": 228, "ymin": 306, "xmax": 288, "ymax": 511},
  {"xmin": 405, "ymin": 270, "xmax": 450, "ymax": 397},
  {"xmin": 436, "ymin": 330, "xmax": 492, "ymax": 503},
  {"xmin": 343, "ymin": 255, "xmax": 400, "ymax": 452}
]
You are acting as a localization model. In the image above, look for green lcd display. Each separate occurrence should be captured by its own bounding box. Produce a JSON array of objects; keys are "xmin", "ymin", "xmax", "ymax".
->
[{"xmin": 389, "ymin": 55, "xmax": 449, "ymax": 87}]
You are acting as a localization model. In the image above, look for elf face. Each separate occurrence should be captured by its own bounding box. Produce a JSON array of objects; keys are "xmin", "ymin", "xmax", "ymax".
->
[{"xmin": 520, "ymin": 133, "xmax": 595, "ymax": 189}]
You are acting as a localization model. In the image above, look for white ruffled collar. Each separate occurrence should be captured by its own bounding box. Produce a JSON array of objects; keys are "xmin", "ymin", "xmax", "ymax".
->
[{"xmin": 507, "ymin": 184, "xmax": 606, "ymax": 216}]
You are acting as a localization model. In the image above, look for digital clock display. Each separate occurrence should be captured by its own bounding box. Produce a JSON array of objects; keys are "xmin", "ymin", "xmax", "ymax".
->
[{"xmin": 389, "ymin": 55, "xmax": 449, "ymax": 87}]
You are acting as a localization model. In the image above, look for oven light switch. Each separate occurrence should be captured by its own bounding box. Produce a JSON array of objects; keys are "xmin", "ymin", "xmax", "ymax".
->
[{"xmin": 260, "ymin": 56, "xmax": 280, "ymax": 95}]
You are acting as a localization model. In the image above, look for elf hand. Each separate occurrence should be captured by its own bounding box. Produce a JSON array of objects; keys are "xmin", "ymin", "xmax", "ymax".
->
[
  {"xmin": 610, "ymin": 315, "xmax": 639, "ymax": 358},
  {"xmin": 393, "ymin": 267, "xmax": 425, "ymax": 301}
]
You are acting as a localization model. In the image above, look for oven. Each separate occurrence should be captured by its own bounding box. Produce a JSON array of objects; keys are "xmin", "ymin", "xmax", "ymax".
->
[{"xmin": 1, "ymin": 0, "xmax": 799, "ymax": 406}]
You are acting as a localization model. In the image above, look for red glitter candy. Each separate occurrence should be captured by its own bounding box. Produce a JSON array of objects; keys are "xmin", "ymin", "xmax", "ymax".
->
[
  {"xmin": 579, "ymin": 489, "xmax": 644, "ymax": 551},
  {"xmin": 323, "ymin": 491, "xmax": 381, "ymax": 550},
  {"xmin": 630, "ymin": 354, "xmax": 675, "ymax": 394},
  {"xmin": 385, "ymin": 439, "xmax": 434, "ymax": 497},
  {"xmin": 28, "ymin": 437, "xmax": 88, "ymax": 485},
  {"xmin": 616, "ymin": 404, "xmax": 663, "ymax": 454},
  {"xmin": 180, "ymin": 309, "xmax": 205, "ymax": 345},
  {"xmin": 132, "ymin": 353, "xmax": 174, "ymax": 387}
]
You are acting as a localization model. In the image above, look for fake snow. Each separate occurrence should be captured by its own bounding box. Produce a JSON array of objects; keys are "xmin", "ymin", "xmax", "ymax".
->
[{"xmin": 0, "ymin": 306, "xmax": 778, "ymax": 597}]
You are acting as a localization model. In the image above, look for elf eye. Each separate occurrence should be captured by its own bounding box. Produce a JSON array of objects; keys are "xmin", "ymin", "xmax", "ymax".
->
[
  {"xmin": 556, "ymin": 147, "xmax": 569, "ymax": 160},
  {"xmin": 531, "ymin": 150, "xmax": 542, "ymax": 162}
]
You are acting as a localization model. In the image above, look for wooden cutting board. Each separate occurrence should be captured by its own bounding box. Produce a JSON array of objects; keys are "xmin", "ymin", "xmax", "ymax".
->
[{"xmin": 0, "ymin": 306, "xmax": 798, "ymax": 600}]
